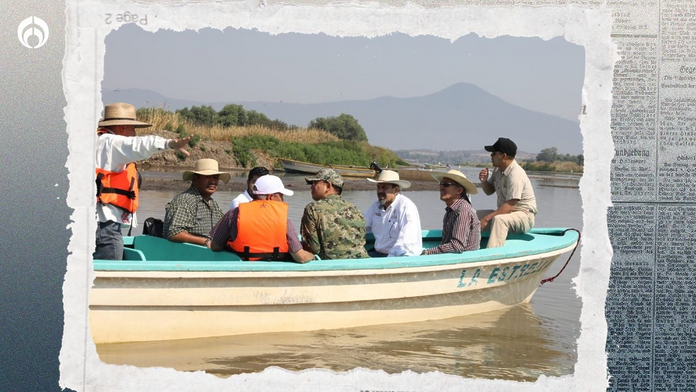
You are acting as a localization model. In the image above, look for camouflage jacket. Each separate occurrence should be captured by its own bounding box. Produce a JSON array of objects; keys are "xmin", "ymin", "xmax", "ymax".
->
[{"xmin": 300, "ymin": 194, "xmax": 368, "ymax": 260}]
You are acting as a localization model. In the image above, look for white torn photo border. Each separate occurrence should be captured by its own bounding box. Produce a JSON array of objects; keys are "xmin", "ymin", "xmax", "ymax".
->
[{"xmin": 61, "ymin": 1, "xmax": 615, "ymax": 390}]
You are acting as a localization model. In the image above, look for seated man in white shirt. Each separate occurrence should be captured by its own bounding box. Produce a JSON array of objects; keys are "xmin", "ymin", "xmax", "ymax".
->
[
  {"xmin": 364, "ymin": 170, "xmax": 423, "ymax": 257},
  {"xmin": 229, "ymin": 166, "xmax": 269, "ymax": 210}
]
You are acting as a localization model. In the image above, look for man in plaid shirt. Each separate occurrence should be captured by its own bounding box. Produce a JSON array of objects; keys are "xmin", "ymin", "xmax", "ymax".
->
[
  {"xmin": 163, "ymin": 159, "xmax": 230, "ymax": 248},
  {"xmin": 422, "ymin": 170, "xmax": 481, "ymax": 255}
]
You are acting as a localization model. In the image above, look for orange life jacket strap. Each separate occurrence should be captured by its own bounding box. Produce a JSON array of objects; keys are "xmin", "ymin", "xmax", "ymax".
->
[
  {"xmin": 96, "ymin": 172, "xmax": 136, "ymax": 200},
  {"xmin": 238, "ymin": 246, "xmax": 290, "ymax": 261}
]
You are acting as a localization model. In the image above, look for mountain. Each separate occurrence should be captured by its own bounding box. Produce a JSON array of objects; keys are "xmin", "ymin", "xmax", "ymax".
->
[{"xmin": 102, "ymin": 83, "xmax": 582, "ymax": 154}]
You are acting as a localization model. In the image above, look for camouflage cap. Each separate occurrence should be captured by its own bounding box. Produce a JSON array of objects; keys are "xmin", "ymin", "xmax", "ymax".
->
[{"xmin": 305, "ymin": 168, "xmax": 344, "ymax": 188}]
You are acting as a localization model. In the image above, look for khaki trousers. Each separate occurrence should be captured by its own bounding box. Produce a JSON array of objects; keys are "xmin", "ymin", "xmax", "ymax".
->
[{"xmin": 477, "ymin": 209, "xmax": 535, "ymax": 248}]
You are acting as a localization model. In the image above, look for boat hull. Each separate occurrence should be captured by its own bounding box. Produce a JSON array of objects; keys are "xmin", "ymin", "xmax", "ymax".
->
[
  {"xmin": 90, "ymin": 230, "xmax": 578, "ymax": 343},
  {"xmin": 279, "ymin": 158, "xmax": 375, "ymax": 178}
]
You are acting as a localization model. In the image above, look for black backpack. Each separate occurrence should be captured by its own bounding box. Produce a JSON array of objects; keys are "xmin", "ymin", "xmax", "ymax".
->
[{"xmin": 142, "ymin": 217, "xmax": 164, "ymax": 238}]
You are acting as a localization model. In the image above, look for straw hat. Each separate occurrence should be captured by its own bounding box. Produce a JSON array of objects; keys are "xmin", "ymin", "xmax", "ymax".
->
[
  {"xmin": 366, "ymin": 170, "xmax": 411, "ymax": 189},
  {"xmin": 431, "ymin": 169, "xmax": 478, "ymax": 195},
  {"xmin": 98, "ymin": 102, "xmax": 152, "ymax": 128},
  {"xmin": 182, "ymin": 159, "xmax": 231, "ymax": 184}
]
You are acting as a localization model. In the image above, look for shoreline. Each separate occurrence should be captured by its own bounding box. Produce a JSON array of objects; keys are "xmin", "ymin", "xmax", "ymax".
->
[{"xmin": 140, "ymin": 168, "xmax": 580, "ymax": 192}]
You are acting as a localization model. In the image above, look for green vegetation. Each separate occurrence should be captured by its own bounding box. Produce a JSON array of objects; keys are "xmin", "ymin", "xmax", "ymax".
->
[
  {"xmin": 175, "ymin": 104, "xmax": 296, "ymax": 131},
  {"xmin": 536, "ymin": 147, "xmax": 583, "ymax": 166},
  {"xmin": 175, "ymin": 151, "xmax": 187, "ymax": 161},
  {"xmin": 308, "ymin": 114, "xmax": 368, "ymax": 142},
  {"xmin": 522, "ymin": 161, "xmax": 583, "ymax": 173},
  {"xmin": 231, "ymin": 134, "xmax": 406, "ymax": 168},
  {"xmin": 519, "ymin": 147, "xmax": 584, "ymax": 173},
  {"xmin": 137, "ymin": 106, "xmax": 407, "ymax": 168}
]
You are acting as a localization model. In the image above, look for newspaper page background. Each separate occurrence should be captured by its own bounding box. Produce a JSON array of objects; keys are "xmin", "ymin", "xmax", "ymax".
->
[
  {"xmin": 56, "ymin": 0, "xmax": 686, "ymax": 391},
  {"xmin": 606, "ymin": 0, "xmax": 696, "ymax": 390}
]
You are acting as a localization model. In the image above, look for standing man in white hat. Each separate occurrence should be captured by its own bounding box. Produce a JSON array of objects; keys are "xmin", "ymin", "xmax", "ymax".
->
[
  {"xmin": 94, "ymin": 102, "xmax": 192, "ymax": 260},
  {"xmin": 210, "ymin": 175, "xmax": 315, "ymax": 263},
  {"xmin": 478, "ymin": 137, "xmax": 537, "ymax": 248},
  {"xmin": 364, "ymin": 170, "xmax": 422, "ymax": 257},
  {"xmin": 423, "ymin": 170, "xmax": 481, "ymax": 255},
  {"xmin": 163, "ymin": 159, "xmax": 230, "ymax": 248}
]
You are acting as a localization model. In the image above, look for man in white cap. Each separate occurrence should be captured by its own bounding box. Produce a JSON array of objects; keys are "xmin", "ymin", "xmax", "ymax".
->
[
  {"xmin": 423, "ymin": 170, "xmax": 481, "ymax": 255},
  {"xmin": 94, "ymin": 102, "xmax": 192, "ymax": 260},
  {"xmin": 163, "ymin": 159, "xmax": 230, "ymax": 248},
  {"xmin": 364, "ymin": 170, "xmax": 422, "ymax": 257},
  {"xmin": 478, "ymin": 137, "xmax": 537, "ymax": 248},
  {"xmin": 209, "ymin": 175, "xmax": 315, "ymax": 263}
]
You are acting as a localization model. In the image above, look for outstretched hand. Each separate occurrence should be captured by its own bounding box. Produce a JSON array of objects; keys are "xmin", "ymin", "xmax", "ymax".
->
[{"xmin": 168, "ymin": 135, "xmax": 193, "ymax": 156}]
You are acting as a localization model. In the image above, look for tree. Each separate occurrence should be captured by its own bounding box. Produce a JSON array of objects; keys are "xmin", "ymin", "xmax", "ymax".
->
[
  {"xmin": 576, "ymin": 154, "xmax": 584, "ymax": 166},
  {"xmin": 218, "ymin": 104, "xmax": 247, "ymax": 127},
  {"xmin": 176, "ymin": 105, "xmax": 218, "ymax": 126},
  {"xmin": 308, "ymin": 113, "xmax": 368, "ymax": 142},
  {"xmin": 246, "ymin": 110, "xmax": 271, "ymax": 127},
  {"xmin": 536, "ymin": 147, "xmax": 558, "ymax": 163}
]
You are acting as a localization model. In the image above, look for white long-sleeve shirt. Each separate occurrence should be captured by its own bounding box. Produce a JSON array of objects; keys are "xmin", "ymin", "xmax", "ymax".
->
[
  {"xmin": 229, "ymin": 190, "xmax": 253, "ymax": 210},
  {"xmin": 364, "ymin": 193, "xmax": 423, "ymax": 256},
  {"xmin": 95, "ymin": 132, "xmax": 170, "ymax": 226}
]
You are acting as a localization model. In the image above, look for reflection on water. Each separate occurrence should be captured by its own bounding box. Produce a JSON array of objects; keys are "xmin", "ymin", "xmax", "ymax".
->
[
  {"xmin": 105, "ymin": 169, "xmax": 582, "ymax": 380},
  {"xmin": 97, "ymin": 304, "xmax": 572, "ymax": 381}
]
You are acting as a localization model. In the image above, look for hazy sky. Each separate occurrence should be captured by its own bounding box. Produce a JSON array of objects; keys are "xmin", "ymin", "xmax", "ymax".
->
[{"xmin": 104, "ymin": 24, "xmax": 585, "ymax": 122}]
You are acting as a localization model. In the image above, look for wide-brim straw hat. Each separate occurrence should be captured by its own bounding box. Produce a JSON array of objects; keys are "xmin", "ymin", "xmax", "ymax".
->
[
  {"xmin": 431, "ymin": 169, "xmax": 478, "ymax": 195},
  {"xmin": 98, "ymin": 102, "xmax": 152, "ymax": 128},
  {"xmin": 182, "ymin": 159, "xmax": 231, "ymax": 184},
  {"xmin": 366, "ymin": 170, "xmax": 411, "ymax": 189}
]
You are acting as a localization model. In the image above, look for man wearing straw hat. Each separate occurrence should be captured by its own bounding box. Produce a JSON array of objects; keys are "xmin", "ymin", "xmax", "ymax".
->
[
  {"xmin": 301, "ymin": 168, "xmax": 368, "ymax": 260},
  {"xmin": 422, "ymin": 170, "xmax": 481, "ymax": 255},
  {"xmin": 163, "ymin": 159, "xmax": 230, "ymax": 248},
  {"xmin": 210, "ymin": 175, "xmax": 315, "ymax": 263},
  {"xmin": 94, "ymin": 102, "xmax": 192, "ymax": 260},
  {"xmin": 364, "ymin": 170, "xmax": 422, "ymax": 257},
  {"xmin": 478, "ymin": 137, "xmax": 537, "ymax": 248}
]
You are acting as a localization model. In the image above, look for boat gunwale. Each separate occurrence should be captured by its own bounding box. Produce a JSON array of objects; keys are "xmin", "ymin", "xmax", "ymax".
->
[
  {"xmin": 93, "ymin": 243, "xmax": 574, "ymax": 278},
  {"xmin": 93, "ymin": 228, "xmax": 579, "ymax": 273}
]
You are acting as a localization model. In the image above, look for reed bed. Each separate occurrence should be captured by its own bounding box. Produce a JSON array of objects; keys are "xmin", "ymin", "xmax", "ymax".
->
[{"xmin": 135, "ymin": 108, "xmax": 339, "ymax": 144}]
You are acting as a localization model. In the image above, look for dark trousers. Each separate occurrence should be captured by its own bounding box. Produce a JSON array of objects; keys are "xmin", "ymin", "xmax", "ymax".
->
[
  {"xmin": 94, "ymin": 220, "xmax": 123, "ymax": 260},
  {"xmin": 367, "ymin": 249, "xmax": 388, "ymax": 258}
]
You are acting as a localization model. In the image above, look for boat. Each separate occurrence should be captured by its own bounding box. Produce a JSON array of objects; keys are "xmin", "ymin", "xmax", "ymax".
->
[
  {"xmin": 90, "ymin": 228, "xmax": 580, "ymax": 344},
  {"xmin": 424, "ymin": 162, "xmax": 449, "ymax": 170},
  {"xmin": 279, "ymin": 158, "xmax": 376, "ymax": 178}
]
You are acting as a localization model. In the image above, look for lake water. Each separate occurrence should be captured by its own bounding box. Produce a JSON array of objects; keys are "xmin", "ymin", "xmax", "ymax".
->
[{"xmin": 97, "ymin": 168, "xmax": 583, "ymax": 381}]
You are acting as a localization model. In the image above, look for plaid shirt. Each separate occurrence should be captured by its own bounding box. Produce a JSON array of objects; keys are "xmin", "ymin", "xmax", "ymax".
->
[
  {"xmin": 425, "ymin": 197, "xmax": 480, "ymax": 254},
  {"xmin": 163, "ymin": 185, "xmax": 223, "ymax": 239}
]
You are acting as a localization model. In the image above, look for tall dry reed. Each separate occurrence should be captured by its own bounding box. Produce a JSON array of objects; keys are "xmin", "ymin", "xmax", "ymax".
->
[{"xmin": 136, "ymin": 108, "xmax": 339, "ymax": 144}]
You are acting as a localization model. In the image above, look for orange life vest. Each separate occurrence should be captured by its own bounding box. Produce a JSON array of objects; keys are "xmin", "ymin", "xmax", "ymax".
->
[
  {"xmin": 95, "ymin": 129, "xmax": 140, "ymax": 213},
  {"xmin": 228, "ymin": 200, "xmax": 290, "ymax": 261}
]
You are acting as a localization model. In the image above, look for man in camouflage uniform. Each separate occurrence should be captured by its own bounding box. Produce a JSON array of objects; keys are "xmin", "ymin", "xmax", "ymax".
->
[{"xmin": 301, "ymin": 168, "xmax": 369, "ymax": 260}]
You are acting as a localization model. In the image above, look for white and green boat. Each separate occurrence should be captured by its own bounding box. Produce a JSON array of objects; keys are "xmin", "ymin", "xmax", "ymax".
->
[{"xmin": 90, "ymin": 228, "xmax": 580, "ymax": 344}]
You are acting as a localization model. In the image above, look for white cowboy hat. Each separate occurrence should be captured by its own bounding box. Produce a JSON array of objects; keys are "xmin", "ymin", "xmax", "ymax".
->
[
  {"xmin": 182, "ymin": 159, "xmax": 231, "ymax": 184},
  {"xmin": 253, "ymin": 175, "xmax": 294, "ymax": 196},
  {"xmin": 367, "ymin": 170, "xmax": 411, "ymax": 189},
  {"xmin": 431, "ymin": 169, "xmax": 478, "ymax": 195},
  {"xmin": 98, "ymin": 102, "xmax": 152, "ymax": 128}
]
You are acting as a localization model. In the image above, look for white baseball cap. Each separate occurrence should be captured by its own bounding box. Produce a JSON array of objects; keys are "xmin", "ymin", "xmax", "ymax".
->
[{"xmin": 253, "ymin": 175, "xmax": 294, "ymax": 196}]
